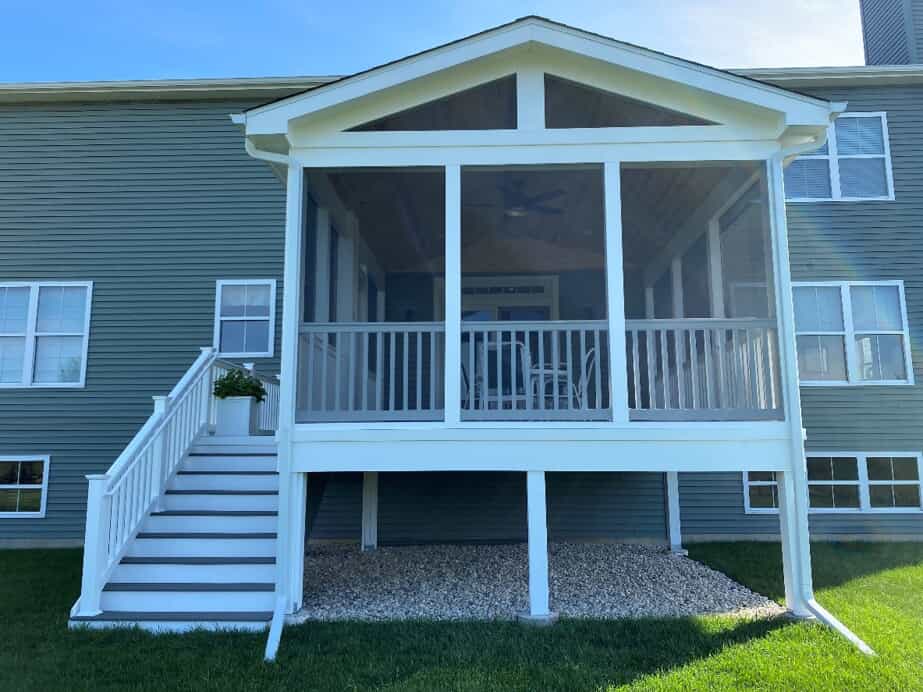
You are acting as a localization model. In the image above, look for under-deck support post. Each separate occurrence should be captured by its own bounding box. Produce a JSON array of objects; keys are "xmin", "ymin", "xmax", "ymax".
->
[
  {"xmin": 521, "ymin": 470, "xmax": 555, "ymax": 624},
  {"xmin": 665, "ymin": 472, "xmax": 684, "ymax": 554},
  {"xmin": 361, "ymin": 471, "xmax": 379, "ymax": 551}
]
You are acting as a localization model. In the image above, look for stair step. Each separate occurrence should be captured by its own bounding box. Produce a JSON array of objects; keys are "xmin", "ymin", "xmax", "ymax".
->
[
  {"xmin": 104, "ymin": 582, "xmax": 273, "ymax": 592},
  {"xmin": 143, "ymin": 512, "xmax": 277, "ymax": 533},
  {"xmin": 182, "ymin": 455, "xmax": 277, "ymax": 473},
  {"xmin": 111, "ymin": 555, "xmax": 276, "ymax": 582},
  {"xmin": 69, "ymin": 610, "xmax": 272, "ymax": 632},
  {"xmin": 170, "ymin": 473, "xmax": 279, "ymax": 492},
  {"xmin": 127, "ymin": 533, "xmax": 276, "ymax": 558},
  {"xmin": 163, "ymin": 492, "xmax": 278, "ymax": 512},
  {"xmin": 100, "ymin": 583, "xmax": 275, "ymax": 612}
]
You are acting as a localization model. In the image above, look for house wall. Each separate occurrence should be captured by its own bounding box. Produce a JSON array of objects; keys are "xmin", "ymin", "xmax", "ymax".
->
[
  {"xmin": 678, "ymin": 83, "xmax": 923, "ymax": 539},
  {"xmin": 0, "ymin": 98, "xmax": 286, "ymax": 544},
  {"xmin": 307, "ymin": 471, "xmax": 668, "ymax": 544},
  {"xmin": 860, "ymin": 0, "xmax": 915, "ymax": 65}
]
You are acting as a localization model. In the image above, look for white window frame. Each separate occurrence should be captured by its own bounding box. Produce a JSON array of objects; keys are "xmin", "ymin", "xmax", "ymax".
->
[
  {"xmin": 0, "ymin": 281, "xmax": 93, "ymax": 389},
  {"xmin": 0, "ymin": 455, "xmax": 50, "ymax": 518},
  {"xmin": 786, "ymin": 112, "xmax": 895, "ymax": 203},
  {"xmin": 794, "ymin": 280, "xmax": 913, "ymax": 386},
  {"xmin": 743, "ymin": 451, "xmax": 923, "ymax": 515},
  {"xmin": 213, "ymin": 279, "xmax": 277, "ymax": 358}
]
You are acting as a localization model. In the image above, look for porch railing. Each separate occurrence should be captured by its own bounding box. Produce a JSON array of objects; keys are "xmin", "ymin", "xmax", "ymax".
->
[
  {"xmin": 297, "ymin": 322, "xmax": 445, "ymax": 422},
  {"xmin": 625, "ymin": 318, "xmax": 782, "ymax": 420},
  {"xmin": 73, "ymin": 347, "xmax": 219, "ymax": 617},
  {"xmin": 460, "ymin": 320, "xmax": 610, "ymax": 421}
]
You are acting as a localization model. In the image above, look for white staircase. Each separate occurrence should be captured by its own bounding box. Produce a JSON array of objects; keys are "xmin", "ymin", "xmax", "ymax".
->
[{"xmin": 70, "ymin": 437, "xmax": 279, "ymax": 631}]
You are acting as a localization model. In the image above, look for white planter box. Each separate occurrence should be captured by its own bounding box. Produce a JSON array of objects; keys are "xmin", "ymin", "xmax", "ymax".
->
[{"xmin": 215, "ymin": 396, "xmax": 258, "ymax": 437}]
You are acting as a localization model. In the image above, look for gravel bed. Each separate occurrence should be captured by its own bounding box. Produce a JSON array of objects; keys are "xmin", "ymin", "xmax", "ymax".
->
[{"xmin": 298, "ymin": 542, "xmax": 783, "ymax": 622}]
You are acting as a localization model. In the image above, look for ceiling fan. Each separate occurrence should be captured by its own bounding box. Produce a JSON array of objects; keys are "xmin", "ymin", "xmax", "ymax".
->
[{"xmin": 465, "ymin": 179, "xmax": 566, "ymax": 218}]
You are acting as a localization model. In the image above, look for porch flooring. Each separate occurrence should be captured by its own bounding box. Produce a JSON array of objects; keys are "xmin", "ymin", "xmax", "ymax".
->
[{"xmin": 297, "ymin": 543, "xmax": 783, "ymax": 622}]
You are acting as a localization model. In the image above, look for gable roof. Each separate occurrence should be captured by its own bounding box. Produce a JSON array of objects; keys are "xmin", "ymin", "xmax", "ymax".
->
[{"xmin": 241, "ymin": 15, "xmax": 840, "ymax": 135}]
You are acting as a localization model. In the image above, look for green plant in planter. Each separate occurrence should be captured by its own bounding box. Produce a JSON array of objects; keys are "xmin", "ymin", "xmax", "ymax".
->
[{"xmin": 213, "ymin": 369, "xmax": 267, "ymax": 402}]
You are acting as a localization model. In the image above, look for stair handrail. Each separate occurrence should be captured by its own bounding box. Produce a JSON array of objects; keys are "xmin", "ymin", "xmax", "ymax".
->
[{"xmin": 72, "ymin": 346, "xmax": 219, "ymax": 618}]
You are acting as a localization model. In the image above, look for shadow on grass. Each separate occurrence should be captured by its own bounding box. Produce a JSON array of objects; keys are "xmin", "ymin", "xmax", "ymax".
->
[
  {"xmin": 275, "ymin": 614, "xmax": 794, "ymax": 691},
  {"xmin": 0, "ymin": 548, "xmax": 798, "ymax": 691},
  {"xmin": 687, "ymin": 541, "xmax": 923, "ymax": 603}
]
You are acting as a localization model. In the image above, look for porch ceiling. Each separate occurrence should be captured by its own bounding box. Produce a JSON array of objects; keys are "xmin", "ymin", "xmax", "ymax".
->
[{"xmin": 323, "ymin": 163, "xmax": 756, "ymax": 275}]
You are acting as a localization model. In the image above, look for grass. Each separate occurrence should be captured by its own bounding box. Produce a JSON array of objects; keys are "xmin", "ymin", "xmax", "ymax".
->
[{"xmin": 1, "ymin": 543, "xmax": 922, "ymax": 691}]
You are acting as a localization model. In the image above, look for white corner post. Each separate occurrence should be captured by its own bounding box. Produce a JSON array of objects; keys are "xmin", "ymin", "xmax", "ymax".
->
[
  {"xmin": 766, "ymin": 156, "xmax": 874, "ymax": 655},
  {"xmin": 766, "ymin": 155, "xmax": 813, "ymax": 617},
  {"xmin": 444, "ymin": 164, "xmax": 461, "ymax": 425},
  {"xmin": 361, "ymin": 471, "xmax": 379, "ymax": 551},
  {"xmin": 150, "ymin": 395, "xmax": 171, "ymax": 512},
  {"xmin": 604, "ymin": 161, "xmax": 629, "ymax": 424},
  {"xmin": 275, "ymin": 160, "xmax": 307, "ymax": 616},
  {"xmin": 707, "ymin": 219, "xmax": 725, "ymax": 318},
  {"xmin": 75, "ymin": 474, "xmax": 110, "ymax": 617},
  {"xmin": 521, "ymin": 470, "xmax": 555, "ymax": 624}
]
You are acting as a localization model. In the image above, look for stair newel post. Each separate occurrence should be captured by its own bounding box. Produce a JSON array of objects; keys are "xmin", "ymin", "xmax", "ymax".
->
[
  {"xmin": 150, "ymin": 395, "xmax": 171, "ymax": 511},
  {"xmin": 78, "ymin": 474, "xmax": 111, "ymax": 616},
  {"xmin": 200, "ymin": 347, "xmax": 217, "ymax": 434}
]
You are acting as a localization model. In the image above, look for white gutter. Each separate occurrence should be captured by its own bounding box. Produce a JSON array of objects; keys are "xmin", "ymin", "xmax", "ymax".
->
[{"xmin": 230, "ymin": 113, "xmax": 290, "ymax": 166}]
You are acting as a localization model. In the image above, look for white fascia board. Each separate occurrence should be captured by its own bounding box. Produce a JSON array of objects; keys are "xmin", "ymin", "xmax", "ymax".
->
[{"xmin": 244, "ymin": 17, "xmax": 838, "ymax": 136}]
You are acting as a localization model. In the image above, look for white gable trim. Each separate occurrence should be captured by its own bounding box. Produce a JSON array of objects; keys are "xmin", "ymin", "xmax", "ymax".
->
[{"xmin": 243, "ymin": 17, "xmax": 840, "ymax": 136}]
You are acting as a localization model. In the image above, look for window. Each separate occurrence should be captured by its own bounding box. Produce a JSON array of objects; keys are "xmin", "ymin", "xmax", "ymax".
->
[
  {"xmin": 793, "ymin": 281, "xmax": 912, "ymax": 385},
  {"xmin": 785, "ymin": 112, "xmax": 894, "ymax": 202},
  {"xmin": 214, "ymin": 280, "xmax": 276, "ymax": 358},
  {"xmin": 743, "ymin": 453, "xmax": 923, "ymax": 514},
  {"xmin": 0, "ymin": 456, "xmax": 49, "ymax": 517},
  {"xmin": 0, "ymin": 282, "xmax": 92, "ymax": 388}
]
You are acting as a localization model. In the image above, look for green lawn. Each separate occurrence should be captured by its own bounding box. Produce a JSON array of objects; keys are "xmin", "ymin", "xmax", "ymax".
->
[{"xmin": 1, "ymin": 543, "xmax": 921, "ymax": 691}]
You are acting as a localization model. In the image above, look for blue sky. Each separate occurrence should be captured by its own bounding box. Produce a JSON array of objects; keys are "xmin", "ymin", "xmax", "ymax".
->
[{"xmin": 2, "ymin": 1, "xmax": 864, "ymax": 83}]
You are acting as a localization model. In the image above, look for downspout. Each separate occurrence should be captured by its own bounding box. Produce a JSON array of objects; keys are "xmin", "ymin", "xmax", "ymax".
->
[
  {"xmin": 774, "ymin": 103, "xmax": 875, "ymax": 657},
  {"xmin": 231, "ymin": 112, "xmax": 291, "ymax": 662}
]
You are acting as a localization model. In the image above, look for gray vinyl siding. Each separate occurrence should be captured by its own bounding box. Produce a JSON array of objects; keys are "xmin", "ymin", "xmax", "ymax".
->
[
  {"xmin": 679, "ymin": 473, "xmax": 923, "ymax": 539},
  {"xmin": 680, "ymin": 82, "xmax": 923, "ymax": 540},
  {"xmin": 306, "ymin": 472, "xmax": 667, "ymax": 544},
  {"xmin": 0, "ymin": 99, "xmax": 285, "ymax": 541},
  {"xmin": 860, "ymin": 0, "xmax": 913, "ymax": 64}
]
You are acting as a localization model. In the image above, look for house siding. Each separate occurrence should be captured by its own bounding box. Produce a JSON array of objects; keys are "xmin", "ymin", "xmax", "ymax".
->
[
  {"xmin": 306, "ymin": 472, "xmax": 667, "ymax": 544},
  {"xmin": 860, "ymin": 0, "xmax": 914, "ymax": 65},
  {"xmin": 0, "ymin": 99, "xmax": 285, "ymax": 542},
  {"xmin": 679, "ymin": 82, "xmax": 923, "ymax": 540}
]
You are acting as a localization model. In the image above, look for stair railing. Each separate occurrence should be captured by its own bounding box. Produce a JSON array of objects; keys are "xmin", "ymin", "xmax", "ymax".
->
[{"xmin": 72, "ymin": 347, "xmax": 219, "ymax": 617}]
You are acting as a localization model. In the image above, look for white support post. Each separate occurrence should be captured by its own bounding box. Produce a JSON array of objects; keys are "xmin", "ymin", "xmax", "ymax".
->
[
  {"xmin": 671, "ymin": 257, "xmax": 684, "ymax": 318},
  {"xmin": 766, "ymin": 155, "xmax": 874, "ymax": 655},
  {"xmin": 665, "ymin": 472, "xmax": 684, "ymax": 554},
  {"xmin": 76, "ymin": 474, "xmax": 110, "ymax": 616},
  {"xmin": 521, "ymin": 470, "xmax": 555, "ymax": 624},
  {"xmin": 376, "ymin": 290, "xmax": 386, "ymax": 323},
  {"xmin": 276, "ymin": 162, "xmax": 307, "ymax": 614},
  {"xmin": 644, "ymin": 286, "xmax": 655, "ymax": 320},
  {"xmin": 361, "ymin": 471, "xmax": 379, "ymax": 551},
  {"xmin": 516, "ymin": 66, "xmax": 545, "ymax": 130},
  {"xmin": 150, "ymin": 395, "xmax": 171, "ymax": 512},
  {"xmin": 707, "ymin": 220, "xmax": 725, "ymax": 318},
  {"xmin": 444, "ymin": 164, "xmax": 462, "ymax": 425},
  {"xmin": 765, "ymin": 155, "xmax": 813, "ymax": 615},
  {"xmin": 604, "ymin": 161, "xmax": 629, "ymax": 423},
  {"xmin": 336, "ymin": 234, "xmax": 355, "ymax": 322}
]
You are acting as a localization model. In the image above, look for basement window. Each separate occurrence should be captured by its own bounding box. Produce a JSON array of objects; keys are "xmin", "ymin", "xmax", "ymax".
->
[
  {"xmin": 744, "ymin": 453, "xmax": 923, "ymax": 513},
  {"xmin": 0, "ymin": 456, "xmax": 49, "ymax": 518}
]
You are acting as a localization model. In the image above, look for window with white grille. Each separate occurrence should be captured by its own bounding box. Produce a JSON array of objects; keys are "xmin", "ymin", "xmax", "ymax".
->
[
  {"xmin": 785, "ymin": 113, "xmax": 894, "ymax": 202},
  {"xmin": 214, "ymin": 280, "xmax": 276, "ymax": 358}
]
